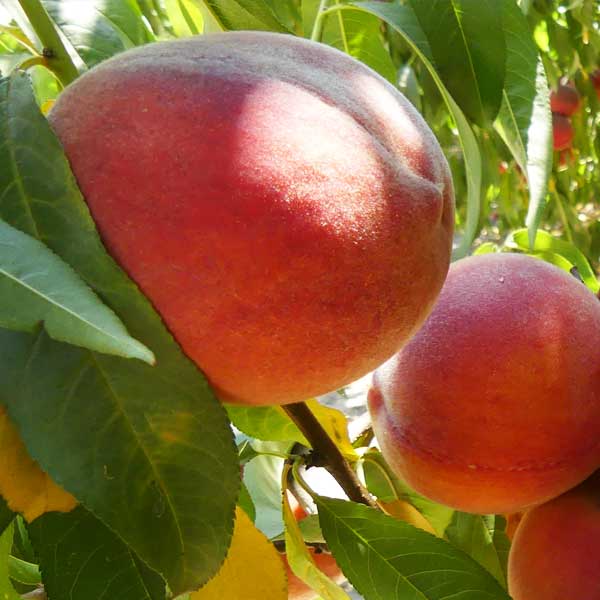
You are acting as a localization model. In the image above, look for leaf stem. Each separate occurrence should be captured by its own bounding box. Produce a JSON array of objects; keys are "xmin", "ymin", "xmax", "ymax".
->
[
  {"xmin": 16, "ymin": 0, "xmax": 78, "ymax": 87},
  {"xmin": 310, "ymin": 0, "xmax": 330, "ymax": 42},
  {"xmin": 282, "ymin": 402, "xmax": 378, "ymax": 508}
]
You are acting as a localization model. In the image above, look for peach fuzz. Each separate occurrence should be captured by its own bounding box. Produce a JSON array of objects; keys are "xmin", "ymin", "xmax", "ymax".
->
[
  {"xmin": 508, "ymin": 473, "xmax": 600, "ymax": 600},
  {"xmin": 49, "ymin": 31, "xmax": 454, "ymax": 406},
  {"xmin": 368, "ymin": 253, "xmax": 600, "ymax": 514}
]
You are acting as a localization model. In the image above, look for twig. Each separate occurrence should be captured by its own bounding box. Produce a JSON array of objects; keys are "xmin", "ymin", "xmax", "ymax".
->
[{"xmin": 282, "ymin": 402, "xmax": 378, "ymax": 508}]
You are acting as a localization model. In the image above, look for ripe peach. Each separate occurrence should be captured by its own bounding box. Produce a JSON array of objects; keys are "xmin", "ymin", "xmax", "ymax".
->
[
  {"xmin": 550, "ymin": 83, "xmax": 580, "ymax": 116},
  {"xmin": 508, "ymin": 473, "xmax": 600, "ymax": 600},
  {"xmin": 368, "ymin": 253, "xmax": 600, "ymax": 514},
  {"xmin": 552, "ymin": 113, "xmax": 574, "ymax": 151},
  {"xmin": 49, "ymin": 32, "xmax": 454, "ymax": 406}
]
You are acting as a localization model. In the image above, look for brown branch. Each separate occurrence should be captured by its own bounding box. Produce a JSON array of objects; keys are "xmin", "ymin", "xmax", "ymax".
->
[{"xmin": 282, "ymin": 402, "xmax": 378, "ymax": 508}]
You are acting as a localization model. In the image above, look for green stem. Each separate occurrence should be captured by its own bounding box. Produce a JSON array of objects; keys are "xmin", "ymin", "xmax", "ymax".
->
[
  {"xmin": 17, "ymin": 0, "xmax": 78, "ymax": 87},
  {"xmin": 310, "ymin": 0, "xmax": 330, "ymax": 42}
]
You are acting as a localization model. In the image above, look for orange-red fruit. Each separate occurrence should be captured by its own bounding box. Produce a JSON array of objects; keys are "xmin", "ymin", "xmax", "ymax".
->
[
  {"xmin": 49, "ymin": 32, "xmax": 454, "ymax": 406},
  {"xmin": 550, "ymin": 83, "xmax": 580, "ymax": 116},
  {"xmin": 591, "ymin": 69, "xmax": 600, "ymax": 99},
  {"xmin": 284, "ymin": 547, "xmax": 346, "ymax": 600},
  {"xmin": 552, "ymin": 113, "xmax": 574, "ymax": 151},
  {"xmin": 508, "ymin": 473, "xmax": 600, "ymax": 600},
  {"xmin": 368, "ymin": 253, "xmax": 600, "ymax": 514}
]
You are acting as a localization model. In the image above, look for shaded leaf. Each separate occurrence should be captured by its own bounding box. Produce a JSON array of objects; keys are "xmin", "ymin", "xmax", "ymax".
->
[
  {"xmin": 0, "ymin": 218, "xmax": 154, "ymax": 363},
  {"xmin": 191, "ymin": 507, "xmax": 287, "ymax": 600},
  {"xmin": 362, "ymin": 449, "xmax": 454, "ymax": 537},
  {"xmin": 0, "ymin": 407, "xmax": 77, "ymax": 522},
  {"xmin": 491, "ymin": 516, "xmax": 510, "ymax": 583},
  {"xmin": 494, "ymin": 0, "xmax": 552, "ymax": 247},
  {"xmin": 0, "ymin": 72, "xmax": 238, "ymax": 595},
  {"xmin": 445, "ymin": 512, "xmax": 506, "ymax": 587},
  {"xmin": 317, "ymin": 497, "xmax": 511, "ymax": 600},
  {"xmin": 408, "ymin": 0, "xmax": 505, "ymax": 126},
  {"xmin": 238, "ymin": 482, "xmax": 256, "ymax": 523},
  {"xmin": 28, "ymin": 506, "xmax": 166, "ymax": 600},
  {"xmin": 42, "ymin": 0, "xmax": 154, "ymax": 68},
  {"xmin": 0, "ymin": 495, "xmax": 14, "ymax": 536}
]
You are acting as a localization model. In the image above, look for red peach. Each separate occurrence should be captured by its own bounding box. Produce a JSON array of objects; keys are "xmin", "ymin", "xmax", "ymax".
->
[
  {"xmin": 368, "ymin": 253, "xmax": 600, "ymax": 514},
  {"xmin": 552, "ymin": 113, "xmax": 574, "ymax": 151},
  {"xmin": 550, "ymin": 83, "xmax": 580, "ymax": 116},
  {"xmin": 49, "ymin": 32, "xmax": 454, "ymax": 406},
  {"xmin": 508, "ymin": 473, "xmax": 600, "ymax": 600}
]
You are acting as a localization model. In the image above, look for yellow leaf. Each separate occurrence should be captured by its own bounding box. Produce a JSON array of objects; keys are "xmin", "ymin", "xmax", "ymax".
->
[
  {"xmin": 0, "ymin": 407, "xmax": 77, "ymax": 522},
  {"xmin": 192, "ymin": 506, "xmax": 287, "ymax": 600},
  {"xmin": 379, "ymin": 499, "xmax": 437, "ymax": 535},
  {"xmin": 282, "ymin": 466, "xmax": 350, "ymax": 600},
  {"xmin": 306, "ymin": 400, "xmax": 357, "ymax": 461}
]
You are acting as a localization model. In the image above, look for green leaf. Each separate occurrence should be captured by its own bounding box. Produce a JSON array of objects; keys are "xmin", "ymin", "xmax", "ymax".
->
[
  {"xmin": 8, "ymin": 556, "xmax": 41, "ymax": 586},
  {"xmin": 407, "ymin": 0, "xmax": 505, "ymax": 126},
  {"xmin": 493, "ymin": 0, "xmax": 552, "ymax": 247},
  {"xmin": 445, "ymin": 512, "xmax": 506, "ymax": 587},
  {"xmin": 283, "ymin": 478, "xmax": 350, "ymax": 600},
  {"xmin": 491, "ymin": 516, "xmax": 510, "ymax": 582},
  {"xmin": 238, "ymin": 481, "xmax": 256, "ymax": 523},
  {"xmin": 0, "ymin": 218, "xmax": 154, "ymax": 363},
  {"xmin": 318, "ymin": 3, "xmax": 396, "ymax": 84},
  {"xmin": 0, "ymin": 523, "xmax": 20, "ymax": 600},
  {"xmin": 226, "ymin": 405, "xmax": 308, "ymax": 445},
  {"xmin": 362, "ymin": 450, "xmax": 454, "ymax": 537},
  {"xmin": 317, "ymin": 497, "xmax": 512, "ymax": 600},
  {"xmin": 198, "ymin": 0, "xmax": 289, "ymax": 31},
  {"xmin": 352, "ymin": 1, "xmax": 483, "ymax": 258},
  {"xmin": 0, "ymin": 71, "xmax": 238, "ymax": 595},
  {"xmin": 164, "ymin": 0, "xmax": 207, "ymax": 36},
  {"xmin": 506, "ymin": 229, "xmax": 600, "ymax": 292},
  {"xmin": 42, "ymin": 0, "xmax": 154, "ymax": 68},
  {"xmin": 28, "ymin": 506, "xmax": 166, "ymax": 600},
  {"xmin": 0, "ymin": 495, "xmax": 14, "ymax": 536}
]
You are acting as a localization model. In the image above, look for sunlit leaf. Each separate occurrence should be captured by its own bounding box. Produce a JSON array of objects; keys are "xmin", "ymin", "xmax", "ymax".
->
[
  {"xmin": 0, "ymin": 523, "xmax": 19, "ymax": 600},
  {"xmin": 0, "ymin": 218, "xmax": 154, "ymax": 363},
  {"xmin": 317, "ymin": 497, "xmax": 512, "ymax": 600}
]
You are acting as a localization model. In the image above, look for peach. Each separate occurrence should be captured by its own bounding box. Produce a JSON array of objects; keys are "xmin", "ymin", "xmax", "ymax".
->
[
  {"xmin": 48, "ymin": 32, "xmax": 454, "ymax": 406},
  {"xmin": 552, "ymin": 113, "xmax": 574, "ymax": 151},
  {"xmin": 368, "ymin": 253, "xmax": 600, "ymax": 514},
  {"xmin": 508, "ymin": 472, "xmax": 600, "ymax": 600},
  {"xmin": 284, "ymin": 546, "xmax": 345, "ymax": 600},
  {"xmin": 550, "ymin": 83, "xmax": 580, "ymax": 116}
]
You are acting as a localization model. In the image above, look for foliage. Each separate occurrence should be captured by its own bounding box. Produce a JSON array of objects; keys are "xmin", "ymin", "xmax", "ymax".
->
[{"xmin": 0, "ymin": 0, "xmax": 598, "ymax": 599}]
